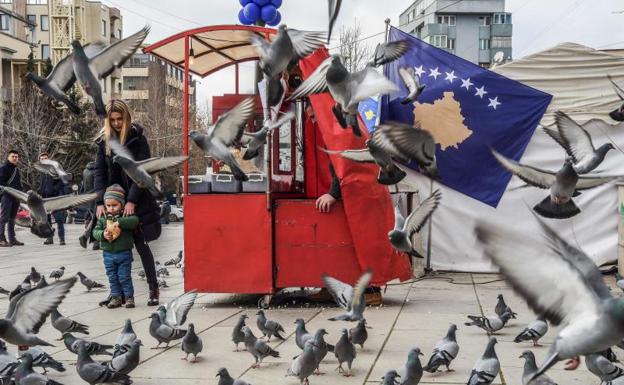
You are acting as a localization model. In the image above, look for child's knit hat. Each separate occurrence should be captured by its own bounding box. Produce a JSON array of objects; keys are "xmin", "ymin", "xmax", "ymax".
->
[{"xmin": 103, "ymin": 184, "xmax": 125, "ymax": 205}]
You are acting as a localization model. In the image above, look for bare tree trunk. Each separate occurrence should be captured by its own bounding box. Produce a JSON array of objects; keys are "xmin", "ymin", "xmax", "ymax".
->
[{"xmin": 339, "ymin": 18, "xmax": 372, "ymax": 73}]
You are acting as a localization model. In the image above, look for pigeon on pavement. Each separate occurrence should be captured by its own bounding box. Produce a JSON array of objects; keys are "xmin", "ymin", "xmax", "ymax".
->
[
  {"xmin": 51, "ymin": 309, "xmax": 89, "ymax": 338},
  {"xmin": 585, "ymin": 351, "xmax": 624, "ymax": 383},
  {"xmin": 311, "ymin": 328, "xmax": 331, "ymax": 374},
  {"xmin": 334, "ymin": 328, "xmax": 356, "ymax": 377},
  {"xmin": 49, "ymin": 267, "xmax": 65, "ymax": 281},
  {"xmin": 397, "ymin": 347, "xmax": 424, "ymax": 385},
  {"xmin": 494, "ymin": 294, "xmax": 517, "ymax": 319},
  {"xmin": 181, "ymin": 323, "xmax": 203, "ymax": 362},
  {"xmin": 256, "ymin": 310, "xmax": 286, "ymax": 341},
  {"xmin": 106, "ymin": 339, "xmax": 141, "ymax": 375},
  {"xmin": 424, "ymin": 324, "xmax": 459, "ymax": 373},
  {"xmin": 76, "ymin": 272, "xmax": 105, "ymax": 291},
  {"xmin": 24, "ymin": 346, "xmax": 65, "ymax": 374},
  {"xmin": 519, "ymin": 351, "xmax": 558, "ymax": 385},
  {"xmin": 62, "ymin": 333, "xmax": 112, "ymax": 356},
  {"xmin": 216, "ymin": 367, "xmax": 250, "ymax": 385},
  {"xmin": 164, "ymin": 251, "xmax": 183, "ymax": 267},
  {"xmin": 514, "ymin": 317, "xmax": 548, "ymax": 347},
  {"xmin": 349, "ymin": 319, "xmax": 368, "ymax": 349},
  {"xmin": 0, "ymin": 341, "xmax": 18, "ymax": 380},
  {"xmin": 389, "ymin": 190, "xmax": 441, "ymax": 258},
  {"xmin": 14, "ymin": 353, "xmax": 63, "ymax": 385},
  {"xmin": 464, "ymin": 311, "xmax": 513, "ymax": 334},
  {"xmin": 113, "ymin": 319, "xmax": 137, "ymax": 357},
  {"xmin": 232, "ymin": 314, "xmax": 248, "ymax": 352},
  {"xmin": 294, "ymin": 318, "xmax": 313, "ymax": 350},
  {"xmin": 76, "ymin": 341, "xmax": 132, "ymax": 385},
  {"xmin": 286, "ymin": 339, "xmax": 317, "ymax": 385},
  {"xmin": 157, "ymin": 290, "xmax": 197, "ymax": 330},
  {"xmin": 381, "ymin": 370, "xmax": 402, "ymax": 385},
  {"xmin": 34, "ymin": 160, "xmax": 72, "ymax": 184},
  {"xmin": 242, "ymin": 326, "xmax": 280, "ymax": 368},
  {"xmin": 322, "ymin": 270, "xmax": 373, "ymax": 321},
  {"xmin": 148, "ymin": 313, "xmax": 186, "ymax": 349},
  {"xmin": 398, "ymin": 66, "xmax": 426, "ymax": 105},
  {"xmin": 467, "ymin": 337, "xmax": 499, "ymax": 385},
  {"xmin": 29, "ymin": 268, "xmax": 41, "ymax": 285}
]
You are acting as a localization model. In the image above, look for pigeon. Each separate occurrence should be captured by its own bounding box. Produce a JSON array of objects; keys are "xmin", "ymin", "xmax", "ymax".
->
[
  {"xmin": 14, "ymin": 353, "xmax": 63, "ymax": 385},
  {"xmin": 0, "ymin": 287, "xmax": 9, "ymax": 296},
  {"xmin": 24, "ymin": 346, "xmax": 65, "ymax": 374},
  {"xmin": 232, "ymin": 314, "xmax": 248, "ymax": 352},
  {"xmin": 0, "ymin": 341, "xmax": 18, "ymax": 380},
  {"xmin": 25, "ymin": 42, "xmax": 105, "ymax": 115},
  {"xmin": 157, "ymin": 290, "xmax": 197, "ymax": 330},
  {"xmin": 51, "ymin": 309, "xmax": 89, "ymax": 338},
  {"xmin": 608, "ymin": 74, "xmax": 624, "ymax": 121},
  {"xmin": 72, "ymin": 25, "xmax": 150, "ymax": 116},
  {"xmin": 494, "ymin": 294, "xmax": 517, "ymax": 319},
  {"xmin": 519, "ymin": 351, "xmax": 558, "ymax": 385},
  {"xmin": 156, "ymin": 266, "xmax": 169, "ymax": 278},
  {"xmin": 424, "ymin": 324, "xmax": 459, "ymax": 373},
  {"xmin": 389, "ymin": 190, "xmax": 441, "ymax": 258},
  {"xmin": 398, "ymin": 66, "xmax": 426, "ymax": 105},
  {"xmin": 467, "ymin": 337, "xmax": 499, "ymax": 385},
  {"xmin": 288, "ymin": 42, "xmax": 408, "ymax": 136},
  {"xmin": 294, "ymin": 318, "xmax": 314, "ymax": 350},
  {"xmin": 34, "ymin": 160, "xmax": 72, "ymax": 184},
  {"xmin": 136, "ymin": 269, "xmax": 145, "ymax": 280},
  {"xmin": 334, "ymin": 328, "xmax": 356, "ymax": 376},
  {"xmin": 475, "ymin": 213, "xmax": 624, "ymax": 381},
  {"xmin": 113, "ymin": 319, "xmax": 137, "ymax": 357},
  {"xmin": 542, "ymin": 111, "xmax": 614, "ymax": 174},
  {"xmin": 157, "ymin": 278, "xmax": 168, "ymax": 289},
  {"xmin": 216, "ymin": 367, "xmax": 251, "ymax": 385},
  {"xmin": 464, "ymin": 311, "xmax": 513, "ymax": 334},
  {"xmin": 106, "ymin": 339, "xmax": 141, "ymax": 375},
  {"xmin": 49, "ymin": 267, "xmax": 65, "ymax": 281},
  {"xmin": 9, "ymin": 276, "xmax": 32, "ymax": 301},
  {"xmin": 76, "ymin": 272, "xmax": 105, "ymax": 291},
  {"xmin": 0, "ymin": 187, "xmax": 97, "ymax": 239},
  {"xmin": 491, "ymin": 149, "xmax": 618, "ymax": 219},
  {"xmin": 327, "ymin": 0, "xmax": 342, "ymax": 43},
  {"xmin": 29, "ymin": 268, "xmax": 41, "ymax": 284},
  {"xmin": 616, "ymin": 273, "xmax": 624, "ymax": 292},
  {"xmin": 381, "ymin": 370, "xmax": 402, "ymax": 385},
  {"xmin": 62, "ymin": 333, "xmax": 113, "ymax": 356},
  {"xmin": 348, "ymin": 319, "xmax": 368, "ymax": 349},
  {"xmin": 108, "ymin": 138, "xmax": 187, "ymax": 198},
  {"xmin": 35, "ymin": 277, "xmax": 48, "ymax": 289},
  {"xmin": 242, "ymin": 326, "xmax": 280, "ymax": 368},
  {"xmin": 0, "ymin": 277, "xmax": 76, "ymax": 347},
  {"xmin": 255, "ymin": 310, "xmax": 286, "ymax": 341},
  {"xmin": 603, "ymin": 347, "xmax": 620, "ymax": 363},
  {"xmin": 322, "ymin": 270, "xmax": 373, "ymax": 321},
  {"xmin": 148, "ymin": 313, "xmax": 186, "ymax": 349},
  {"xmin": 585, "ymin": 351, "xmax": 624, "ymax": 383},
  {"xmin": 242, "ymin": 111, "xmax": 296, "ymax": 161},
  {"xmin": 189, "ymin": 97, "xmax": 256, "ymax": 182},
  {"xmin": 311, "ymin": 328, "xmax": 331, "ymax": 373},
  {"xmin": 287, "ymin": 339, "xmax": 317, "ymax": 385},
  {"xmin": 514, "ymin": 316, "xmax": 548, "ymax": 347},
  {"xmin": 397, "ymin": 347, "xmax": 424, "ymax": 385},
  {"xmin": 181, "ymin": 323, "xmax": 202, "ymax": 362},
  {"xmin": 164, "ymin": 251, "xmax": 183, "ymax": 267},
  {"xmin": 76, "ymin": 341, "xmax": 132, "ymax": 385}
]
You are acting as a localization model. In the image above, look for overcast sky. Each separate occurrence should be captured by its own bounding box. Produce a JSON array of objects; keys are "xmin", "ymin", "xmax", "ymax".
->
[{"xmin": 102, "ymin": 0, "xmax": 624, "ymax": 112}]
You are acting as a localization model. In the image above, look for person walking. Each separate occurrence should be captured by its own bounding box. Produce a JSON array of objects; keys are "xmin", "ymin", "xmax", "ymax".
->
[{"xmin": 0, "ymin": 150, "xmax": 24, "ymax": 247}]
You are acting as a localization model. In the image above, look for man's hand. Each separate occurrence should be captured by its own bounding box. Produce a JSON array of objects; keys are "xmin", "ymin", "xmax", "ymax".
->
[
  {"xmin": 315, "ymin": 194, "xmax": 337, "ymax": 213},
  {"xmin": 124, "ymin": 202, "xmax": 136, "ymax": 216},
  {"xmin": 96, "ymin": 205, "xmax": 105, "ymax": 219}
]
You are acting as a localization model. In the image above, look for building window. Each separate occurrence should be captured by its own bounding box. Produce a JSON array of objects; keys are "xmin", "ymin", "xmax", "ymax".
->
[
  {"xmin": 494, "ymin": 13, "xmax": 511, "ymax": 24},
  {"xmin": 116, "ymin": 28, "xmax": 121, "ymax": 39},
  {"xmin": 0, "ymin": 0, "xmax": 12, "ymax": 4},
  {"xmin": 448, "ymin": 38, "xmax": 455, "ymax": 50},
  {"xmin": 491, "ymin": 37, "xmax": 512, "ymax": 48},
  {"xmin": 430, "ymin": 35, "xmax": 448, "ymax": 48},
  {"xmin": 436, "ymin": 15, "xmax": 456, "ymax": 26},
  {"xmin": 479, "ymin": 16, "xmax": 491, "ymax": 26},
  {"xmin": 26, "ymin": 0, "xmax": 48, "ymax": 3},
  {"xmin": 40, "ymin": 15, "xmax": 48, "ymax": 31},
  {"xmin": 479, "ymin": 39, "xmax": 490, "ymax": 50},
  {"xmin": 101, "ymin": 19, "xmax": 106, "ymax": 36},
  {"xmin": 26, "ymin": 14, "xmax": 36, "ymax": 25},
  {"xmin": 41, "ymin": 44, "xmax": 49, "ymax": 59},
  {"xmin": 0, "ymin": 14, "xmax": 10, "ymax": 31}
]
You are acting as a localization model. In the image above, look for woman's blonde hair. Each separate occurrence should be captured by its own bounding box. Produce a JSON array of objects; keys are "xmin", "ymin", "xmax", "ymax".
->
[{"xmin": 101, "ymin": 99, "xmax": 132, "ymax": 155}]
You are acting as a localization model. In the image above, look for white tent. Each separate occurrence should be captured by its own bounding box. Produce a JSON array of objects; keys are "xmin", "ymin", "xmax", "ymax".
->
[{"xmin": 405, "ymin": 42, "xmax": 624, "ymax": 272}]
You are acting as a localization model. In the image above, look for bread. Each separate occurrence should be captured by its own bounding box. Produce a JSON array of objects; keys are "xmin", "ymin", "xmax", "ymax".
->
[{"xmin": 106, "ymin": 219, "xmax": 121, "ymax": 241}]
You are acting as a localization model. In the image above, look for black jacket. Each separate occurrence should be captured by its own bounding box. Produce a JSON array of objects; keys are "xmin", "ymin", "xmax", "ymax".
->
[
  {"xmin": 0, "ymin": 161, "xmax": 22, "ymax": 191},
  {"xmin": 38, "ymin": 174, "xmax": 66, "ymax": 198},
  {"xmin": 94, "ymin": 124, "xmax": 159, "ymax": 226}
]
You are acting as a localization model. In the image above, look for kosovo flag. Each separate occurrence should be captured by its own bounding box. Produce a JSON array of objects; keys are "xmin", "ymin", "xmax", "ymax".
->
[
  {"xmin": 358, "ymin": 97, "xmax": 380, "ymax": 133},
  {"xmin": 381, "ymin": 27, "xmax": 552, "ymax": 207}
]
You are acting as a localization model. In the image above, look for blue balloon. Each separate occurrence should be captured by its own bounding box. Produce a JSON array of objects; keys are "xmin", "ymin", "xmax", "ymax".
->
[
  {"xmin": 260, "ymin": 4, "xmax": 277, "ymax": 23},
  {"xmin": 267, "ymin": 10, "xmax": 281, "ymax": 26},
  {"xmin": 243, "ymin": 3, "xmax": 260, "ymax": 22},
  {"xmin": 271, "ymin": 0, "xmax": 282, "ymax": 7},
  {"xmin": 239, "ymin": 0, "xmax": 252, "ymax": 6},
  {"xmin": 253, "ymin": 0, "xmax": 270, "ymax": 6},
  {"xmin": 238, "ymin": 9, "xmax": 253, "ymax": 25}
]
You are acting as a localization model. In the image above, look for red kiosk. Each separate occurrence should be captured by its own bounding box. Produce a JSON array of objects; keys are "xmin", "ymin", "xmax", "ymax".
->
[{"xmin": 144, "ymin": 25, "xmax": 411, "ymax": 307}]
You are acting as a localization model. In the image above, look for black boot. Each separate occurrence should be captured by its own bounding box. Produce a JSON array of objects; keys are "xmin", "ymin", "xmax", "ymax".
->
[
  {"xmin": 79, "ymin": 235, "xmax": 87, "ymax": 249},
  {"xmin": 147, "ymin": 288, "xmax": 159, "ymax": 306},
  {"xmin": 43, "ymin": 238, "xmax": 53, "ymax": 245}
]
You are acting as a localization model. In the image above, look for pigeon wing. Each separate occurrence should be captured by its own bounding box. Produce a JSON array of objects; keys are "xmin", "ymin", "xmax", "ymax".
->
[
  {"xmin": 209, "ymin": 97, "xmax": 255, "ymax": 146},
  {"xmin": 42, "ymin": 193, "xmax": 97, "ymax": 213},
  {"xmin": 349, "ymin": 68, "xmax": 398, "ymax": 105},
  {"xmin": 576, "ymin": 175, "xmax": 619, "ymax": 190},
  {"xmin": 165, "ymin": 290, "xmax": 197, "ymax": 327},
  {"xmin": 287, "ymin": 56, "xmax": 332, "ymax": 101},
  {"xmin": 320, "ymin": 148, "xmax": 376, "ymax": 163},
  {"xmin": 393, "ymin": 203, "xmax": 405, "ymax": 231},
  {"xmin": 404, "ymin": 189, "xmax": 442, "ymax": 237},
  {"xmin": 0, "ymin": 186, "xmax": 28, "ymax": 203},
  {"xmin": 322, "ymin": 275, "xmax": 353, "ymax": 310},
  {"xmin": 6, "ymin": 277, "xmax": 76, "ymax": 334},
  {"xmin": 137, "ymin": 156, "xmax": 188, "ymax": 175},
  {"xmin": 249, "ymin": 34, "xmax": 271, "ymax": 62},
  {"xmin": 349, "ymin": 270, "xmax": 373, "ymax": 314},
  {"xmin": 108, "ymin": 138, "xmax": 135, "ymax": 161},
  {"xmin": 327, "ymin": 0, "xmax": 342, "ymax": 43},
  {"xmin": 491, "ymin": 150, "xmax": 556, "ymax": 189},
  {"xmin": 370, "ymin": 40, "xmax": 410, "ymax": 67},
  {"xmin": 475, "ymin": 221, "xmax": 603, "ymax": 326},
  {"xmin": 48, "ymin": 42, "xmax": 106, "ymax": 91},
  {"xmin": 542, "ymin": 126, "xmax": 575, "ymax": 159},
  {"xmin": 285, "ymin": 29, "xmax": 327, "ymax": 59},
  {"xmin": 608, "ymin": 74, "xmax": 624, "ymax": 101},
  {"xmin": 554, "ymin": 111, "xmax": 596, "ymax": 162},
  {"xmin": 267, "ymin": 111, "xmax": 296, "ymax": 131},
  {"xmin": 374, "ymin": 123, "xmax": 435, "ymax": 164},
  {"xmin": 89, "ymin": 26, "xmax": 150, "ymax": 79},
  {"xmin": 398, "ymin": 67, "xmax": 418, "ymax": 95}
]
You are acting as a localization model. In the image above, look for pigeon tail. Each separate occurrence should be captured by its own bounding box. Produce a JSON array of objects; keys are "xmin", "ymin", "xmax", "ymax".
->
[
  {"xmin": 63, "ymin": 98, "xmax": 81, "ymax": 115},
  {"xmin": 377, "ymin": 167, "xmax": 406, "ymax": 186},
  {"xmin": 329, "ymin": 314, "xmax": 351, "ymax": 321},
  {"xmin": 242, "ymin": 148, "xmax": 260, "ymax": 161},
  {"xmin": 533, "ymin": 196, "xmax": 580, "ymax": 219},
  {"xmin": 228, "ymin": 163, "xmax": 249, "ymax": 182},
  {"xmin": 530, "ymin": 352, "xmax": 560, "ymax": 382},
  {"xmin": 408, "ymin": 249, "xmax": 425, "ymax": 260},
  {"xmin": 34, "ymin": 337, "xmax": 55, "ymax": 347},
  {"xmin": 332, "ymin": 104, "xmax": 348, "ymax": 128},
  {"xmin": 94, "ymin": 96, "xmax": 107, "ymax": 117},
  {"xmin": 347, "ymin": 114, "xmax": 362, "ymax": 137},
  {"xmin": 274, "ymin": 330, "xmax": 286, "ymax": 341},
  {"xmin": 423, "ymin": 356, "xmax": 445, "ymax": 373},
  {"xmin": 46, "ymin": 360, "xmax": 66, "ymax": 372}
]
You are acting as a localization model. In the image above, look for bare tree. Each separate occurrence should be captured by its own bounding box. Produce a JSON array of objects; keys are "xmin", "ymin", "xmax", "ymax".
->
[{"xmin": 339, "ymin": 18, "xmax": 372, "ymax": 73}]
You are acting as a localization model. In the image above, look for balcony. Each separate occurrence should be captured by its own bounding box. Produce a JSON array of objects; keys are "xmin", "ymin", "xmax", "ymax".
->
[
  {"xmin": 491, "ymin": 23, "xmax": 512, "ymax": 37},
  {"xmin": 424, "ymin": 23, "xmax": 448, "ymax": 36},
  {"xmin": 479, "ymin": 26, "xmax": 491, "ymax": 39}
]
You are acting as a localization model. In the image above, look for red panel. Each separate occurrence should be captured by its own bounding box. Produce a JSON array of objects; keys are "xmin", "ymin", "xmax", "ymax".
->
[
  {"xmin": 274, "ymin": 199, "xmax": 362, "ymax": 288},
  {"xmin": 184, "ymin": 194, "xmax": 273, "ymax": 293}
]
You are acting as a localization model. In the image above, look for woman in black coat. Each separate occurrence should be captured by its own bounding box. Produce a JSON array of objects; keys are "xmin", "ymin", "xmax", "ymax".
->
[{"xmin": 93, "ymin": 100, "xmax": 161, "ymax": 306}]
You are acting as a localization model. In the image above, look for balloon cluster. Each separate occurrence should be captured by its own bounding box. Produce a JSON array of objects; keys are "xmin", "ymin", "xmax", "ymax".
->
[{"xmin": 238, "ymin": 0, "xmax": 282, "ymax": 26}]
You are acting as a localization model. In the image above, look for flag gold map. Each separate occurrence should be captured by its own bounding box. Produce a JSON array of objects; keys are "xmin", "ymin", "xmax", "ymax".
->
[{"xmin": 413, "ymin": 91, "xmax": 473, "ymax": 150}]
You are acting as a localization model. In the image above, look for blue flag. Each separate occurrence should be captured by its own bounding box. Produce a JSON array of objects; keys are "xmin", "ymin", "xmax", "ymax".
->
[
  {"xmin": 381, "ymin": 27, "xmax": 552, "ymax": 207},
  {"xmin": 358, "ymin": 97, "xmax": 380, "ymax": 133}
]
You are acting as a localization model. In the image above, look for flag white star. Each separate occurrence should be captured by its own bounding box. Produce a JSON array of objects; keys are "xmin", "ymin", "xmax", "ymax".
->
[
  {"xmin": 475, "ymin": 85, "xmax": 488, "ymax": 99},
  {"xmin": 428, "ymin": 67, "xmax": 441, "ymax": 80},
  {"xmin": 445, "ymin": 71, "xmax": 457, "ymax": 83},
  {"xmin": 460, "ymin": 78, "xmax": 473, "ymax": 90},
  {"xmin": 413, "ymin": 65, "xmax": 425, "ymax": 77},
  {"xmin": 488, "ymin": 96, "xmax": 501, "ymax": 110}
]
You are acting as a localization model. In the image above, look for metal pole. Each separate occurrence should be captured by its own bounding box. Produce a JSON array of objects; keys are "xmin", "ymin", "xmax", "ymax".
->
[
  {"xmin": 425, "ymin": 179, "xmax": 434, "ymax": 273},
  {"xmin": 183, "ymin": 35, "xmax": 190, "ymax": 197}
]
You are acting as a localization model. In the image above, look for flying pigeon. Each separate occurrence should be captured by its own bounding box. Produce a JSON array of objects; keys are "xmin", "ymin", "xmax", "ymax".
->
[
  {"xmin": 148, "ymin": 313, "xmax": 186, "ymax": 349},
  {"xmin": 514, "ymin": 316, "xmax": 548, "ymax": 347},
  {"xmin": 29, "ymin": 268, "xmax": 41, "ymax": 284},
  {"xmin": 542, "ymin": 111, "xmax": 614, "ymax": 174},
  {"xmin": 76, "ymin": 341, "xmax": 132, "ymax": 385},
  {"xmin": 114, "ymin": 319, "xmax": 137, "ymax": 358},
  {"xmin": 424, "ymin": 324, "xmax": 459, "ymax": 373},
  {"xmin": 608, "ymin": 74, "xmax": 624, "ymax": 121},
  {"xmin": 286, "ymin": 339, "xmax": 317, "ymax": 385},
  {"xmin": 189, "ymin": 97, "xmax": 256, "ymax": 182},
  {"xmin": 494, "ymin": 294, "xmax": 517, "ymax": 319},
  {"xmin": 51, "ymin": 309, "xmax": 89, "ymax": 338},
  {"xmin": 49, "ymin": 267, "xmax": 65, "ymax": 281},
  {"xmin": 105, "ymin": 339, "xmax": 141, "ymax": 375},
  {"xmin": 76, "ymin": 272, "xmax": 105, "ymax": 291},
  {"xmin": 157, "ymin": 290, "xmax": 197, "ymax": 330},
  {"xmin": 334, "ymin": 328, "xmax": 356, "ymax": 377},
  {"xmin": 322, "ymin": 269, "xmax": 373, "ymax": 321},
  {"xmin": 397, "ymin": 347, "xmax": 424, "ymax": 385},
  {"xmin": 381, "ymin": 370, "xmax": 402, "ymax": 385},
  {"xmin": 0, "ymin": 277, "xmax": 76, "ymax": 347},
  {"xmin": 389, "ymin": 190, "xmax": 441, "ymax": 258},
  {"xmin": 108, "ymin": 138, "xmax": 187, "ymax": 198},
  {"xmin": 24, "ymin": 346, "xmax": 65, "ymax": 374},
  {"xmin": 585, "ymin": 351, "xmax": 624, "ymax": 383},
  {"xmin": 232, "ymin": 314, "xmax": 248, "ymax": 352},
  {"xmin": 216, "ymin": 367, "xmax": 251, "ymax": 385},
  {"xmin": 288, "ymin": 42, "xmax": 408, "ymax": 136},
  {"xmin": 398, "ymin": 66, "xmax": 426, "ymax": 105},
  {"xmin": 242, "ymin": 111, "xmax": 296, "ymax": 161},
  {"xmin": 475, "ymin": 213, "xmax": 624, "ymax": 381},
  {"xmin": 181, "ymin": 323, "xmax": 202, "ymax": 362},
  {"xmin": 467, "ymin": 337, "xmax": 499, "ymax": 385},
  {"xmin": 242, "ymin": 326, "xmax": 280, "ymax": 368},
  {"xmin": 491, "ymin": 149, "xmax": 618, "ymax": 219},
  {"xmin": 348, "ymin": 319, "xmax": 368, "ymax": 349},
  {"xmin": 14, "ymin": 353, "xmax": 63, "ymax": 385},
  {"xmin": 294, "ymin": 318, "xmax": 313, "ymax": 350},
  {"xmin": 0, "ymin": 187, "xmax": 96, "ymax": 239},
  {"xmin": 327, "ymin": 0, "xmax": 342, "ymax": 43},
  {"xmin": 519, "ymin": 351, "xmax": 558, "ymax": 385},
  {"xmin": 164, "ymin": 251, "xmax": 183, "ymax": 267},
  {"xmin": 33, "ymin": 160, "xmax": 72, "ymax": 184},
  {"xmin": 62, "ymin": 333, "xmax": 112, "ymax": 356},
  {"xmin": 464, "ymin": 311, "xmax": 513, "ymax": 334},
  {"xmin": 255, "ymin": 310, "xmax": 286, "ymax": 341},
  {"xmin": 72, "ymin": 25, "xmax": 150, "ymax": 116}
]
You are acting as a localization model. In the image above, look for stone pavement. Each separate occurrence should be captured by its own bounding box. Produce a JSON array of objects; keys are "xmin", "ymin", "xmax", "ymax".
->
[{"xmin": 0, "ymin": 223, "xmax": 606, "ymax": 385}]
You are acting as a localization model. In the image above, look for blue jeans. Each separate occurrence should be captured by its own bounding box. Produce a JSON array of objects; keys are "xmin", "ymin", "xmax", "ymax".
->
[
  {"xmin": 103, "ymin": 250, "xmax": 134, "ymax": 298},
  {"xmin": 47, "ymin": 212, "xmax": 65, "ymax": 240}
]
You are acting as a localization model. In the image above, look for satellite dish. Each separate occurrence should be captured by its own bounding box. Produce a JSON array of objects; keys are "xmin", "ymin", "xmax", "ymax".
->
[{"xmin": 493, "ymin": 51, "xmax": 505, "ymax": 64}]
